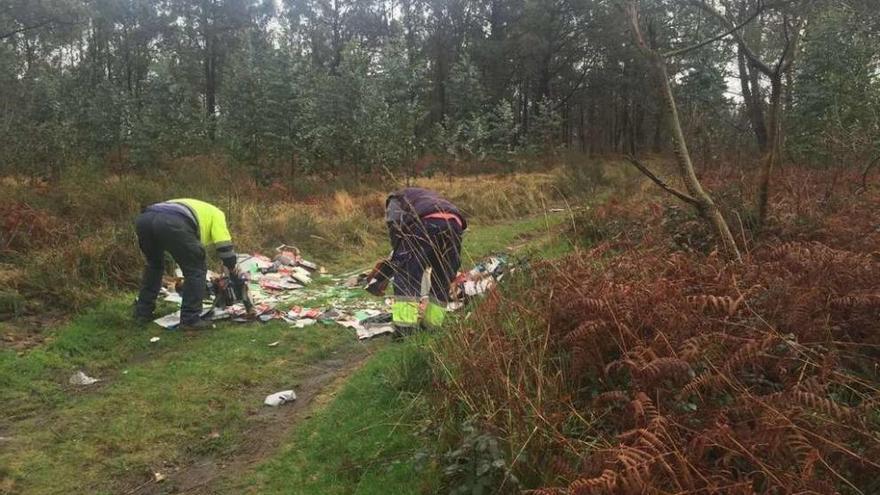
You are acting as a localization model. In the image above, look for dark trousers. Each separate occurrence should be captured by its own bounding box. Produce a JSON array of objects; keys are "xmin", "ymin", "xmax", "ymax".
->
[
  {"xmin": 134, "ymin": 211, "xmax": 207, "ymax": 324},
  {"xmin": 390, "ymin": 219, "xmax": 463, "ymax": 303}
]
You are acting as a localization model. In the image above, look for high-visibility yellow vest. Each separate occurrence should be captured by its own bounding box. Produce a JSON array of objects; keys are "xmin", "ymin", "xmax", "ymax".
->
[{"xmin": 169, "ymin": 198, "xmax": 233, "ymax": 249}]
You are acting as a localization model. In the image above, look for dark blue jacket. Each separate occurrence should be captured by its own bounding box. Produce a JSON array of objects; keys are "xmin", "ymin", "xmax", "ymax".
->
[{"xmin": 385, "ymin": 188, "xmax": 467, "ymax": 248}]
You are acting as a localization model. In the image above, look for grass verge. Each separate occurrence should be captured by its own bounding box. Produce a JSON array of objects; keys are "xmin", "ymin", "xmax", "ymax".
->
[
  {"xmin": 234, "ymin": 334, "xmax": 439, "ymax": 495},
  {"xmin": 0, "ymin": 306, "xmax": 366, "ymax": 494}
]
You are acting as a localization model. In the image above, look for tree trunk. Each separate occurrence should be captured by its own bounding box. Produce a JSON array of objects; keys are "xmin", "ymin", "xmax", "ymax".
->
[
  {"xmin": 626, "ymin": 2, "xmax": 741, "ymax": 261},
  {"xmin": 657, "ymin": 59, "xmax": 740, "ymax": 260},
  {"xmin": 579, "ymin": 104, "xmax": 587, "ymax": 153},
  {"xmin": 757, "ymin": 75, "xmax": 782, "ymax": 227},
  {"xmin": 330, "ymin": 0, "xmax": 342, "ymax": 71},
  {"xmin": 738, "ymin": 46, "xmax": 767, "ymax": 152},
  {"xmin": 202, "ymin": 4, "xmax": 217, "ymax": 142},
  {"xmin": 652, "ymin": 105, "xmax": 663, "ymax": 152}
]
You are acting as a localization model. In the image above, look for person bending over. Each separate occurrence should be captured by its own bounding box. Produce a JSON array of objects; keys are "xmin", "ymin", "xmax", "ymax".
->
[
  {"xmin": 369, "ymin": 188, "xmax": 467, "ymax": 334},
  {"xmin": 133, "ymin": 198, "xmax": 240, "ymax": 329}
]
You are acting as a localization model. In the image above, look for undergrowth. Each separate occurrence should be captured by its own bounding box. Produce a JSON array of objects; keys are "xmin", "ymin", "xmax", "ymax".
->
[{"xmin": 432, "ymin": 167, "xmax": 880, "ymax": 493}]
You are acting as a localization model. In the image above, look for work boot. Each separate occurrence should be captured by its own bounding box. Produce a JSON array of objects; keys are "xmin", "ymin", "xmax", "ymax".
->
[{"xmin": 178, "ymin": 319, "xmax": 214, "ymax": 331}]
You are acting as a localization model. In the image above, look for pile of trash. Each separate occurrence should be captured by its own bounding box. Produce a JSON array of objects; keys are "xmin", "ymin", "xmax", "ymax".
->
[
  {"xmin": 152, "ymin": 248, "xmax": 514, "ymax": 341},
  {"xmin": 154, "ymin": 245, "xmax": 323, "ymax": 328},
  {"xmin": 449, "ymin": 255, "xmax": 510, "ymax": 304}
]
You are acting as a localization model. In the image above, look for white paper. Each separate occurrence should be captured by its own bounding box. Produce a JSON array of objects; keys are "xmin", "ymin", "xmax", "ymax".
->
[
  {"xmin": 163, "ymin": 292, "xmax": 183, "ymax": 304},
  {"xmin": 293, "ymin": 318, "xmax": 316, "ymax": 328},
  {"xmin": 357, "ymin": 325, "xmax": 395, "ymax": 340},
  {"xmin": 264, "ymin": 389, "xmax": 296, "ymax": 406},
  {"xmin": 153, "ymin": 308, "xmax": 213, "ymax": 328},
  {"xmin": 69, "ymin": 371, "xmax": 99, "ymax": 386}
]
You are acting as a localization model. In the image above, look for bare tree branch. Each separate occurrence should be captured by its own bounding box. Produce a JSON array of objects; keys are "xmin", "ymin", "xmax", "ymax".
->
[
  {"xmin": 0, "ymin": 19, "xmax": 55, "ymax": 40},
  {"xmin": 626, "ymin": 155, "xmax": 701, "ymax": 207},
  {"xmin": 0, "ymin": 17, "xmax": 82, "ymax": 41},
  {"xmin": 663, "ymin": 3, "xmax": 764, "ymax": 58},
  {"xmin": 690, "ymin": 0, "xmax": 774, "ymax": 76},
  {"xmin": 859, "ymin": 153, "xmax": 880, "ymax": 192}
]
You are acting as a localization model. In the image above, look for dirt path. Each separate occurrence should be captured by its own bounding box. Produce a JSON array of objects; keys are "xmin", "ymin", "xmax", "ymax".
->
[{"xmin": 126, "ymin": 345, "xmax": 375, "ymax": 495}]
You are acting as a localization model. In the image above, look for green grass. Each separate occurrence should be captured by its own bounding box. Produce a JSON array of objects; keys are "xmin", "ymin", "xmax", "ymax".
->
[
  {"xmin": 0, "ymin": 212, "xmax": 578, "ymax": 495},
  {"xmin": 0, "ymin": 308, "xmax": 365, "ymax": 494},
  {"xmin": 461, "ymin": 213, "xmax": 569, "ymax": 262},
  {"xmin": 234, "ymin": 334, "xmax": 440, "ymax": 495}
]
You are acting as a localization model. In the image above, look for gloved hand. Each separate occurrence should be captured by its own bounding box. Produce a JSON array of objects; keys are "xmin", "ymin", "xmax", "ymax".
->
[
  {"xmin": 366, "ymin": 277, "xmax": 389, "ymax": 296},
  {"xmin": 365, "ymin": 260, "xmax": 393, "ymax": 296},
  {"xmin": 228, "ymin": 266, "xmax": 245, "ymax": 286}
]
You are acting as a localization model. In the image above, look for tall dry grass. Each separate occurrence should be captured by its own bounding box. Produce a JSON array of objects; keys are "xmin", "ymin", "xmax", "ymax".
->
[{"xmin": 0, "ymin": 155, "xmax": 577, "ymax": 318}]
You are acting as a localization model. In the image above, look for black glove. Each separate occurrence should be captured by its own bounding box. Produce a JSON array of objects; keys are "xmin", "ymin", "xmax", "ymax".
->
[
  {"xmin": 228, "ymin": 266, "xmax": 244, "ymax": 287},
  {"xmin": 365, "ymin": 260, "xmax": 393, "ymax": 296},
  {"xmin": 222, "ymin": 253, "xmax": 238, "ymax": 272}
]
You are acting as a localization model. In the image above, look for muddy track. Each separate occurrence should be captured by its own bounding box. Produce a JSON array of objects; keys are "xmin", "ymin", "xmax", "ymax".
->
[{"xmin": 124, "ymin": 347, "xmax": 374, "ymax": 495}]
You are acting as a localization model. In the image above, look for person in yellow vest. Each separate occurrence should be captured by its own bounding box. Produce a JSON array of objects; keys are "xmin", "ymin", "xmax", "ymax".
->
[{"xmin": 133, "ymin": 199, "xmax": 239, "ymax": 329}]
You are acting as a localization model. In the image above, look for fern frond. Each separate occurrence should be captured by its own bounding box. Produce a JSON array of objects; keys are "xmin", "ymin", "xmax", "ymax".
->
[
  {"xmin": 593, "ymin": 391, "xmax": 630, "ymax": 409},
  {"xmin": 681, "ymin": 373, "xmax": 728, "ymax": 399},
  {"xmin": 638, "ymin": 357, "xmax": 692, "ymax": 384},
  {"xmin": 568, "ymin": 470, "xmax": 617, "ymax": 495},
  {"xmin": 687, "ymin": 294, "xmax": 745, "ymax": 316},
  {"xmin": 830, "ymin": 293, "xmax": 880, "ymax": 311}
]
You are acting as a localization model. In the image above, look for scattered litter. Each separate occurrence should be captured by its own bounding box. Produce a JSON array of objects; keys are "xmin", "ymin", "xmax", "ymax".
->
[
  {"xmin": 151, "ymin": 244, "xmax": 504, "ymax": 343},
  {"xmin": 69, "ymin": 370, "xmax": 100, "ymax": 386},
  {"xmin": 354, "ymin": 309, "xmax": 382, "ymax": 321},
  {"xmin": 162, "ymin": 292, "xmax": 182, "ymax": 304},
  {"xmin": 290, "ymin": 266, "xmax": 313, "ymax": 285},
  {"xmin": 264, "ymin": 389, "xmax": 296, "ymax": 406},
  {"xmin": 318, "ymin": 308, "xmax": 342, "ymax": 321},
  {"xmin": 549, "ymin": 208, "xmax": 565, "ymax": 213},
  {"xmin": 150, "ymin": 336, "xmax": 161, "ymax": 343},
  {"xmin": 237, "ymin": 254, "xmax": 273, "ymax": 275},
  {"xmin": 356, "ymin": 324, "xmax": 394, "ymax": 340},
  {"xmin": 293, "ymin": 318, "xmax": 316, "ymax": 328},
  {"xmin": 154, "ymin": 244, "xmax": 322, "ymax": 328},
  {"xmin": 338, "ymin": 312, "xmax": 394, "ymax": 340},
  {"xmin": 154, "ymin": 472, "xmax": 166, "ymax": 483},
  {"xmin": 153, "ymin": 311, "xmax": 183, "ymax": 329},
  {"xmin": 464, "ymin": 278, "xmax": 495, "ymax": 297},
  {"xmin": 450, "ymin": 255, "xmax": 510, "ymax": 300},
  {"xmin": 299, "ymin": 259, "xmax": 319, "ymax": 271},
  {"xmin": 268, "ymin": 341, "xmax": 280, "ymax": 347},
  {"xmin": 447, "ymin": 301, "xmax": 464, "ymax": 311},
  {"xmin": 153, "ymin": 308, "xmax": 213, "ymax": 329},
  {"xmin": 123, "ymin": 370, "xmax": 129, "ymax": 374},
  {"xmin": 208, "ymin": 431, "xmax": 221, "ymax": 440}
]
